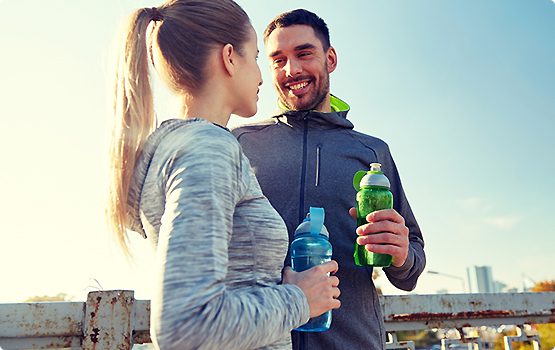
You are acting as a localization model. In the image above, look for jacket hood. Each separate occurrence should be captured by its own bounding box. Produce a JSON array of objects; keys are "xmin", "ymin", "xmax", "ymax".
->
[
  {"xmin": 273, "ymin": 95, "xmax": 354, "ymax": 130},
  {"xmin": 126, "ymin": 119, "xmax": 193, "ymax": 238}
]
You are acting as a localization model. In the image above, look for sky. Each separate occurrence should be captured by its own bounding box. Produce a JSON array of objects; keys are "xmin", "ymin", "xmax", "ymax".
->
[{"xmin": 0, "ymin": 0, "xmax": 554, "ymax": 302}]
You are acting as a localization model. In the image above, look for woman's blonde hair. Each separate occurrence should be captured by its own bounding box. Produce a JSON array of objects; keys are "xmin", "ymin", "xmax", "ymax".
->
[{"xmin": 107, "ymin": 0, "xmax": 250, "ymax": 254}]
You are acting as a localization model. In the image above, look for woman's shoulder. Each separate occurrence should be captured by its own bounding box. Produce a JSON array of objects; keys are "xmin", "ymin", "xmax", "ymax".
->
[
  {"xmin": 160, "ymin": 118, "xmax": 237, "ymax": 145},
  {"xmin": 153, "ymin": 118, "xmax": 240, "ymax": 158}
]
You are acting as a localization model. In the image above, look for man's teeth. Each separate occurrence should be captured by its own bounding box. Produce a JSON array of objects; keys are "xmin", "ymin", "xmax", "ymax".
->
[{"xmin": 289, "ymin": 81, "xmax": 309, "ymax": 90}]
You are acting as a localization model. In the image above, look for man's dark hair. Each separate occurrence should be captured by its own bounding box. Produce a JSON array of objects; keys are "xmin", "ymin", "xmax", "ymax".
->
[{"xmin": 264, "ymin": 9, "xmax": 330, "ymax": 51}]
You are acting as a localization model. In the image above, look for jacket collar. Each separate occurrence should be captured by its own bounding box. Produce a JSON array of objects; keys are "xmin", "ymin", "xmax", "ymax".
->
[{"xmin": 273, "ymin": 95, "xmax": 354, "ymax": 130}]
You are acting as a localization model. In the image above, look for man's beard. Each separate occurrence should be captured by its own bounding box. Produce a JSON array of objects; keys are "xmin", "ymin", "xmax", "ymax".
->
[{"xmin": 278, "ymin": 65, "xmax": 330, "ymax": 111}]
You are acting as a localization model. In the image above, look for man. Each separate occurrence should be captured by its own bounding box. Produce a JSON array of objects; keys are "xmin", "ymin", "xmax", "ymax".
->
[{"xmin": 232, "ymin": 9, "xmax": 426, "ymax": 350}]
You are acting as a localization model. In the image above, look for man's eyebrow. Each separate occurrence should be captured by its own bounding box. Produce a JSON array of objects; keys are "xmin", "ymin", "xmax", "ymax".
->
[
  {"xmin": 268, "ymin": 49, "xmax": 282, "ymax": 58},
  {"xmin": 295, "ymin": 43, "xmax": 316, "ymax": 51},
  {"xmin": 268, "ymin": 43, "xmax": 317, "ymax": 58}
]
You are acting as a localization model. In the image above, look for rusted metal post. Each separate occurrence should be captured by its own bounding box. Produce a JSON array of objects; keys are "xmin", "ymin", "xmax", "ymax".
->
[
  {"xmin": 503, "ymin": 325, "xmax": 541, "ymax": 350},
  {"xmin": 386, "ymin": 331, "xmax": 415, "ymax": 350},
  {"xmin": 82, "ymin": 290, "xmax": 135, "ymax": 350},
  {"xmin": 440, "ymin": 328, "xmax": 482, "ymax": 350},
  {"xmin": 0, "ymin": 301, "xmax": 83, "ymax": 349}
]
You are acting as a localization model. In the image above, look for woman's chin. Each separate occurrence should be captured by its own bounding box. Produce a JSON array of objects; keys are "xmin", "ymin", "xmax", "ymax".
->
[{"xmin": 236, "ymin": 107, "xmax": 257, "ymax": 119}]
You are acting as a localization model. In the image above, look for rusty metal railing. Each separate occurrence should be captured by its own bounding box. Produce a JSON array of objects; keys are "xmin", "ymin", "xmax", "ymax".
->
[
  {"xmin": 1, "ymin": 291, "xmax": 554, "ymax": 349},
  {"xmin": 381, "ymin": 292, "xmax": 555, "ymax": 349}
]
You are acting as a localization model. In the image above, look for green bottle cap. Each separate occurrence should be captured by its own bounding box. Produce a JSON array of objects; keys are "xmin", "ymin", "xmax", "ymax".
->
[{"xmin": 353, "ymin": 163, "xmax": 391, "ymax": 190}]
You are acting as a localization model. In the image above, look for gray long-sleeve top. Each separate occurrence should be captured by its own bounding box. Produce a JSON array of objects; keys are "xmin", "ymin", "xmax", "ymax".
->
[{"xmin": 127, "ymin": 118, "xmax": 309, "ymax": 350}]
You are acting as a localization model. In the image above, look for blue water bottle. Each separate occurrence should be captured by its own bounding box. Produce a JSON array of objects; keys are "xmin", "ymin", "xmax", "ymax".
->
[{"xmin": 290, "ymin": 207, "xmax": 333, "ymax": 332}]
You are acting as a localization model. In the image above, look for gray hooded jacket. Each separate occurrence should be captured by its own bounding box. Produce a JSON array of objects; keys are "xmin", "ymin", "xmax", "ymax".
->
[
  {"xmin": 127, "ymin": 118, "xmax": 309, "ymax": 350},
  {"xmin": 232, "ymin": 96, "xmax": 426, "ymax": 350}
]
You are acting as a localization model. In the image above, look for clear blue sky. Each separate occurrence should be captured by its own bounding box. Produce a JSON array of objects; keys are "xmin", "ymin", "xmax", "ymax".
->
[{"xmin": 0, "ymin": 0, "xmax": 554, "ymax": 302}]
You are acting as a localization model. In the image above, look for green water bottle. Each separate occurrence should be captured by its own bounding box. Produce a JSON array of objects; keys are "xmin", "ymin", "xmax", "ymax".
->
[{"xmin": 352, "ymin": 162, "xmax": 393, "ymax": 267}]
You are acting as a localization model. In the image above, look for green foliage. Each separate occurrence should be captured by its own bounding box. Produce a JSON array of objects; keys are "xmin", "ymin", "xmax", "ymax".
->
[
  {"xmin": 493, "ymin": 280, "xmax": 555, "ymax": 350},
  {"xmin": 396, "ymin": 330, "xmax": 439, "ymax": 348},
  {"xmin": 530, "ymin": 280, "xmax": 555, "ymax": 292},
  {"xmin": 537, "ymin": 324, "xmax": 555, "ymax": 349},
  {"xmin": 25, "ymin": 293, "xmax": 71, "ymax": 302}
]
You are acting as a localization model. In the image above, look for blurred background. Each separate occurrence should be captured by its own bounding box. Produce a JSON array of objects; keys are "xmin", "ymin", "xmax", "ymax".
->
[{"xmin": 0, "ymin": 0, "xmax": 554, "ymax": 303}]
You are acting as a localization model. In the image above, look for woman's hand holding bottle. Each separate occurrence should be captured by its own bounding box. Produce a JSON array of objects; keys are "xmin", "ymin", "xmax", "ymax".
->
[{"xmin": 282, "ymin": 260, "xmax": 341, "ymax": 318}]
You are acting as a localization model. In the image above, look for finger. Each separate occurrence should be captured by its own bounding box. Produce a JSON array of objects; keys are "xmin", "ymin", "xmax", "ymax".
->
[
  {"xmin": 330, "ymin": 298, "xmax": 341, "ymax": 310},
  {"xmin": 329, "ymin": 275, "xmax": 340, "ymax": 287},
  {"xmin": 365, "ymin": 243, "xmax": 402, "ymax": 256},
  {"xmin": 349, "ymin": 207, "xmax": 357, "ymax": 219},
  {"xmin": 366, "ymin": 209, "xmax": 405, "ymax": 225},
  {"xmin": 357, "ymin": 220, "xmax": 408, "ymax": 238},
  {"xmin": 332, "ymin": 286, "xmax": 341, "ymax": 299},
  {"xmin": 356, "ymin": 221, "xmax": 389, "ymax": 236},
  {"xmin": 357, "ymin": 232, "xmax": 403, "ymax": 246}
]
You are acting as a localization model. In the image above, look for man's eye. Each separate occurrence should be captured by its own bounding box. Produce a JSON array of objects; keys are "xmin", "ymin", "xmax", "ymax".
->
[
  {"xmin": 299, "ymin": 52, "xmax": 311, "ymax": 58},
  {"xmin": 273, "ymin": 59, "xmax": 284, "ymax": 65}
]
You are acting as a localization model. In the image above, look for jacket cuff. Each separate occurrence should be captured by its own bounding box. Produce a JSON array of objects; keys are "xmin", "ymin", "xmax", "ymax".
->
[{"xmin": 384, "ymin": 247, "xmax": 415, "ymax": 279}]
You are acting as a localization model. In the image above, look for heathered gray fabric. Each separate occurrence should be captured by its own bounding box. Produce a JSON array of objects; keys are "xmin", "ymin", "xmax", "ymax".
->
[
  {"xmin": 127, "ymin": 118, "xmax": 310, "ymax": 350},
  {"xmin": 232, "ymin": 96, "xmax": 426, "ymax": 350}
]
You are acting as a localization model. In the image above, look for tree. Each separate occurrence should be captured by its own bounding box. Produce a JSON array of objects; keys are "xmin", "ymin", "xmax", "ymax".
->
[
  {"xmin": 530, "ymin": 280, "xmax": 555, "ymax": 292},
  {"xmin": 531, "ymin": 280, "xmax": 555, "ymax": 349},
  {"xmin": 492, "ymin": 280, "xmax": 555, "ymax": 350},
  {"xmin": 25, "ymin": 293, "xmax": 72, "ymax": 302},
  {"xmin": 396, "ymin": 329, "xmax": 439, "ymax": 348}
]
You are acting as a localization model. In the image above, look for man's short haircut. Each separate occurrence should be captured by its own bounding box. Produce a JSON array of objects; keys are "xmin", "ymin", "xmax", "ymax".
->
[{"xmin": 264, "ymin": 9, "xmax": 330, "ymax": 51}]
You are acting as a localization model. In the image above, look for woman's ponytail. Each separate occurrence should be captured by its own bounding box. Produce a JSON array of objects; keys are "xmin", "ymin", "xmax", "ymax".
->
[{"xmin": 107, "ymin": 8, "xmax": 158, "ymax": 255}]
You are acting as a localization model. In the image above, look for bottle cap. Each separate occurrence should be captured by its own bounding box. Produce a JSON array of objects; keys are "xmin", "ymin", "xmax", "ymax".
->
[
  {"xmin": 294, "ymin": 207, "xmax": 329, "ymax": 238},
  {"xmin": 353, "ymin": 163, "xmax": 391, "ymax": 191}
]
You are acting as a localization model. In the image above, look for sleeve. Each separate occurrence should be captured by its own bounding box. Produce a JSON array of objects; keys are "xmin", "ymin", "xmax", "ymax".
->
[
  {"xmin": 380, "ymin": 148, "xmax": 427, "ymax": 291},
  {"xmin": 150, "ymin": 128, "xmax": 309, "ymax": 350}
]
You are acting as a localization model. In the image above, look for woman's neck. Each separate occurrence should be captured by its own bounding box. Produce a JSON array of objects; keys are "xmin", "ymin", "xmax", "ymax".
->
[{"xmin": 180, "ymin": 85, "xmax": 231, "ymax": 127}]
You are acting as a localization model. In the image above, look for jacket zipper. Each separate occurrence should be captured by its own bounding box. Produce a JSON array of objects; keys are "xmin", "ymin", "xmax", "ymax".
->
[
  {"xmin": 298, "ymin": 114, "xmax": 309, "ymax": 350},
  {"xmin": 315, "ymin": 144, "xmax": 322, "ymax": 187},
  {"xmin": 299, "ymin": 114, "xmax": 309, "ymax": 223}
]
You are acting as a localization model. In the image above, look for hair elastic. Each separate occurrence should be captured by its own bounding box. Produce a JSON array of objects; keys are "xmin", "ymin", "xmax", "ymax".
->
[{"xmin": 149, "ymin": 7, "xmax": 164, "ymax": 22}]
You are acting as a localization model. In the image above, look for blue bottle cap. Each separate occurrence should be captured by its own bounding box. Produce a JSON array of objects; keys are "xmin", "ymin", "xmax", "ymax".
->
[{"xmin": 294, "ymin": 207, "xmax": 329, "ymax": 238}]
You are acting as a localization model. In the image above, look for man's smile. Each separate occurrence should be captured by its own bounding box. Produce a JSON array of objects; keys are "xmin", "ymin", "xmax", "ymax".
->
[{"xmin": 285, "ymin": 79, "xmax": 312, "ymax": 96}]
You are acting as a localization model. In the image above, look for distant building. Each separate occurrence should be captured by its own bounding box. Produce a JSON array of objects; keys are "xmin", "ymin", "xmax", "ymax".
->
[
  {"xmin": 493, "ymin": 280, "xmax": 507, "ymax": 293},
  {"xmin": 467, "ymin": 266, "xmax": 495, "ymax": 293}
]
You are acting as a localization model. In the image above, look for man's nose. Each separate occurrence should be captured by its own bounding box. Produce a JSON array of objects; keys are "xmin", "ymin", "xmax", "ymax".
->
[{"xmin": 284, "ymin": 58, "xmax": 302, "ymax": 77}]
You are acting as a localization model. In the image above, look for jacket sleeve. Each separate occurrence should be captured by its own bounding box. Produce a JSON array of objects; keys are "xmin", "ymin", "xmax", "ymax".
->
[
  {"xmin": 380, "ymin": 149, "xmax": 426, "ymax": 291},
  {"xmin": 150, "ymin": 128, "xmax": 309, "ymax": 350}
]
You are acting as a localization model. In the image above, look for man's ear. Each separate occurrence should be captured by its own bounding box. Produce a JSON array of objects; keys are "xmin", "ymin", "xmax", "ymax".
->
[
  {"xmin": 221, "ymin": 43, "xmax": 235, "ymax": 76},
  {"xmin": 326, "ymin": 46, "xmax": 338, "ymax": 74}
]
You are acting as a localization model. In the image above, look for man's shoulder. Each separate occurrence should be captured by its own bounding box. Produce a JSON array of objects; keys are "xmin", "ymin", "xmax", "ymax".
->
[
  {"xmin": 230, "ymin": 117, "xmax": 278, "ymax": 139},
  {"xmin": 348, "ymin": 128, "xmax": 390, "ymax": 152}
]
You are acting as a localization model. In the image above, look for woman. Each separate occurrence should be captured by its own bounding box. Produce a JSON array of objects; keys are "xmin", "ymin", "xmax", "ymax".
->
[{"xmin": 106, "ymin": 1, "xmax": 340, "ymax": 349}]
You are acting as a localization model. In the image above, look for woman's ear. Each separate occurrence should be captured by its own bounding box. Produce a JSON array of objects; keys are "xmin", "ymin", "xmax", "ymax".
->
[{"xmin": 221, "ymin": 43, "xmax": 235, "ymax": 77}]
